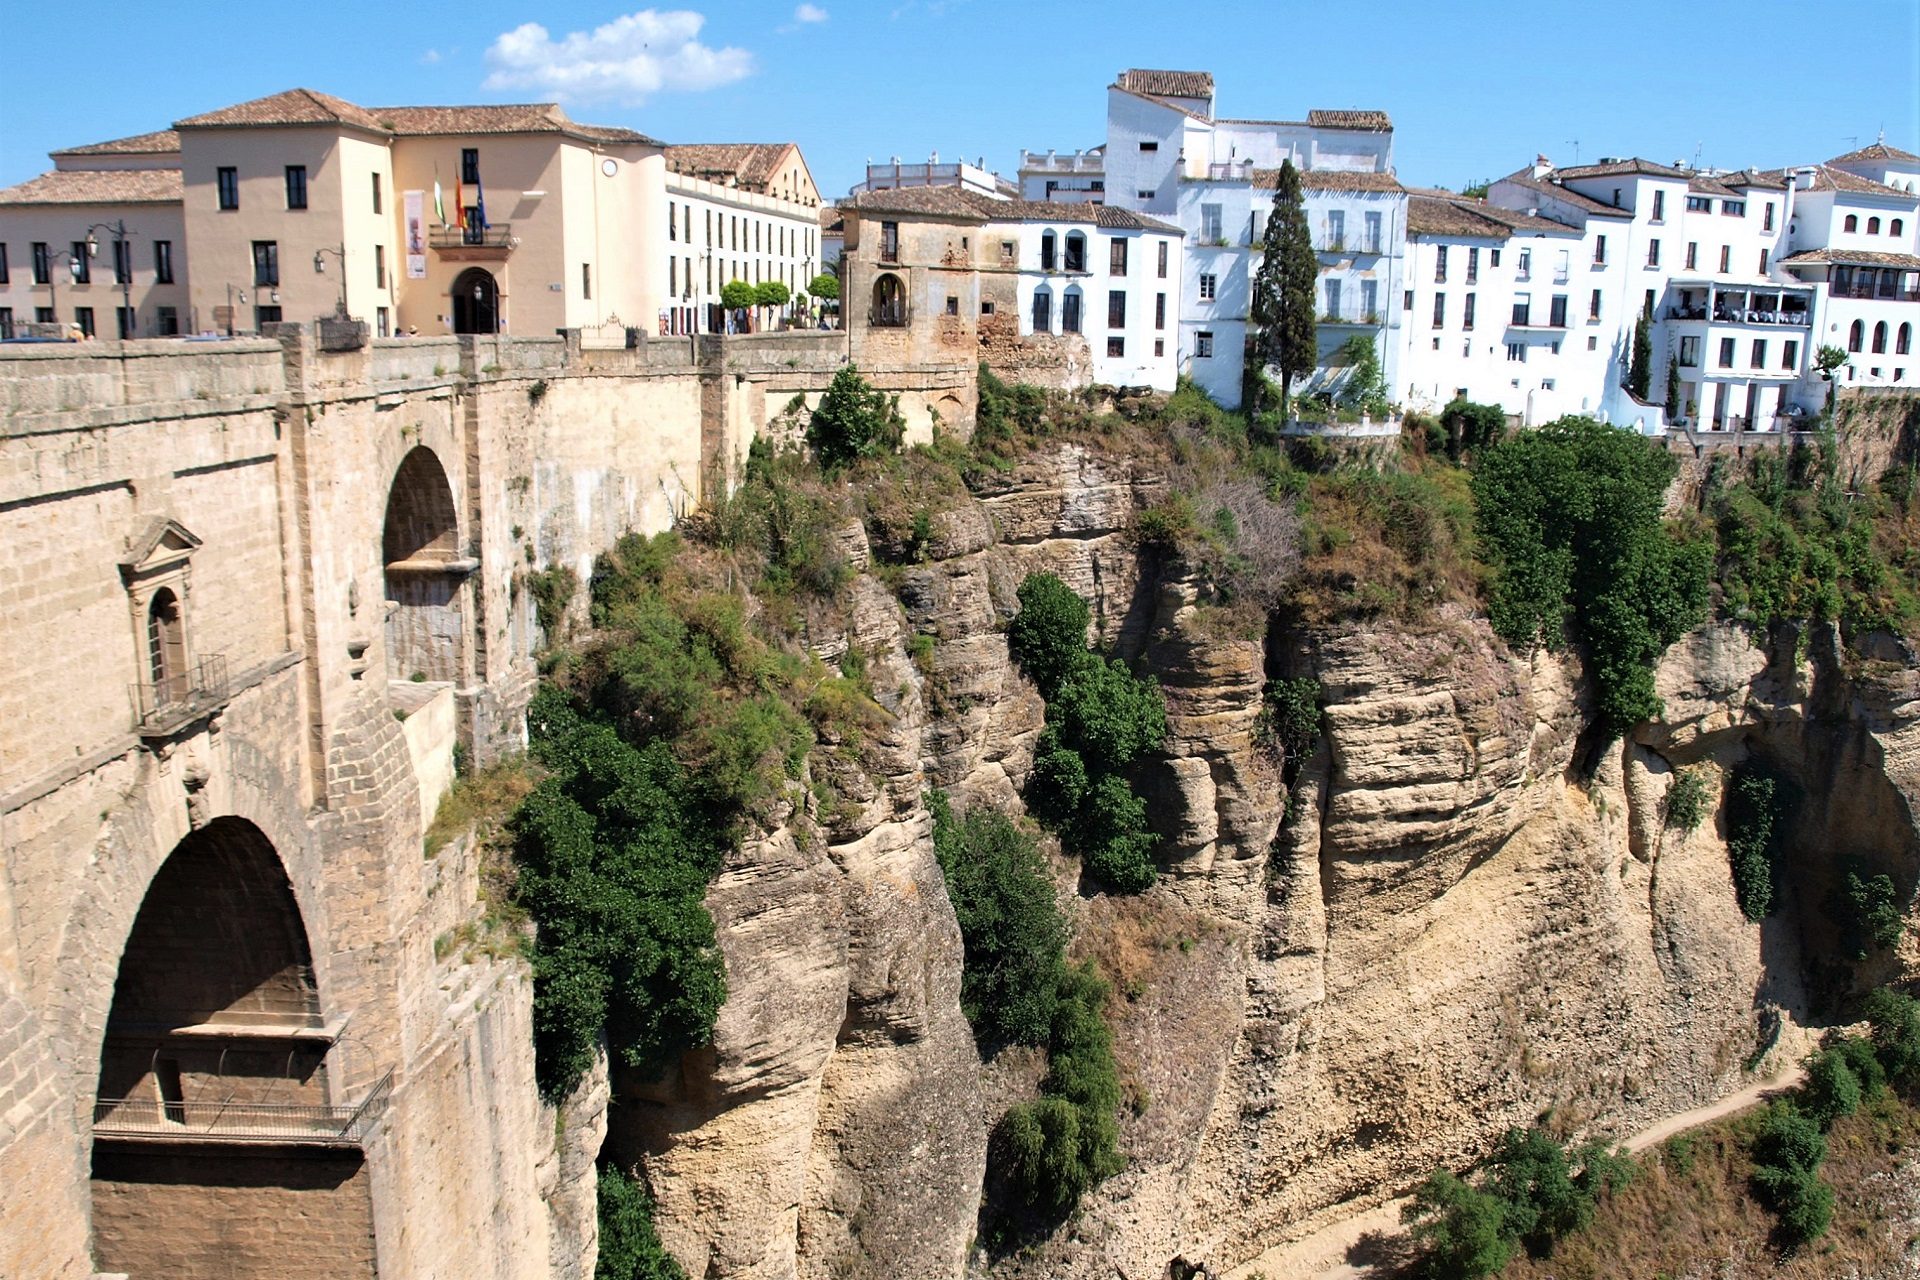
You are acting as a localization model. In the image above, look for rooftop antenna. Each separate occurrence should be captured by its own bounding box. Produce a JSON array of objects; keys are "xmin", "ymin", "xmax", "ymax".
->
[
  {"xmin": 1843, "ymin": 135, "xmax": 1860, "ymax": 151},
  {"xmin": 1565, "ymin": 138, "xmax": 1580, "ymax": 165},
  {"xmin": 1692, "ymin": 141, "xmax": 1703, "ymax": 171}
]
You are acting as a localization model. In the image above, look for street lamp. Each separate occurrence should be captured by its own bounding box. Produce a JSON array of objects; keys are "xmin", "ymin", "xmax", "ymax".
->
[
  {"xmin": 312, "ymin": 242, "xmax": 349, "ymax": 317},
  {"xmin": 83, "ymin": 219, "xmax": 135, "ymax": 338},
  {"xmin": 224, "ymin": 284, "xmax": 248, "ymax": 337}
]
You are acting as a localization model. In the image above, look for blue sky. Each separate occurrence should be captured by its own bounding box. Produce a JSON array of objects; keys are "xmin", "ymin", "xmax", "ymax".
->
[{"xmin": 3, "ymin": 0, "xmax": 1915, "ymax": 197}]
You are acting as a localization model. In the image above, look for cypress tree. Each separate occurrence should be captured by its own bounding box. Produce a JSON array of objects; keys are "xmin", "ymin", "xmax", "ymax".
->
[
  {"xmin": 1628, "ymin": 317, "xmax": 1653, "ymax": 400},
  {"xmin": 1251, "ymin": 160, "xmax": 1318, "ymax": 418}
]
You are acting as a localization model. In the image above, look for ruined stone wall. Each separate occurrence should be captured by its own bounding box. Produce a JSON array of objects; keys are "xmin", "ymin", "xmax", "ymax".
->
[{"xmin": 977, "ymin": 312, "xmax": 1092, "ymax": 392}]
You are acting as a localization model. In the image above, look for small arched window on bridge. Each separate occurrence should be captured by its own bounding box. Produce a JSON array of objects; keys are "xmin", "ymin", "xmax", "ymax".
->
[
  {"xmin": 117, "ymin": 517, "xmax": 208, "ymax": 733},
  {"xmin": 871, "ymin": 273, "xmax": 906, "ymax": 327}
]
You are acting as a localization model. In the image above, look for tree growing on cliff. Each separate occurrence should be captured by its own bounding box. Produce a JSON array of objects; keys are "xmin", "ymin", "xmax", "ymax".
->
[
  {"xmin": 1250, "ymin": 159, "xmax": 1318, "ymax": 419},
  {"xmin": 596, "ymin": 1165, "xmax": 687, "ymax": 1280},
  {"xmin": 1472, "ymin": 417, "xmax": 1710, "ymax": 736},
  {"xmin": 806, "ymin": 364, "xmax": 905, "ymax": 471}
]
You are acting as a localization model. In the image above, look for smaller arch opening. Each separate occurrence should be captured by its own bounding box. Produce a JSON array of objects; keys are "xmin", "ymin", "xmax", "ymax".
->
[
  {"xmin": 451, "ymin": 266, "xmax": 499, "ymax": 335},
  {"xmin": 1040, "ymin": 230, "xmax": 1057, "ymax": 272},
  {"xmin": 1894, "ymin": 218, "xmax": 1907, "ymax": 238},
  {"xmin": 1873, "ymin": 320, "xmax": 1889, "ymax": 354},
  {"xmin": 1868, "ymin": 216, "xmax": 1882, "ymax": 235},
  {"xmin": 1031, "ymin": 284, "xmax": 1053, "ymax": 333},
  {"xmin": 870, "ymin": 273, "xmax": 906, "ymax": 327},
  {"xmin": 1845, "ymin": 214, "xmax": 1859, "ymax": 233},
  {"xmin": 1849, "ymin": 319, "xmax": 1865, "ymax": 352},
  {"xmin": 1898, "ymin": 322, "xmax": 1912, "ymax": 356},
  {"xmin": 1064, "ymin": 230, "xmax": 1087, "ymax": 273}
]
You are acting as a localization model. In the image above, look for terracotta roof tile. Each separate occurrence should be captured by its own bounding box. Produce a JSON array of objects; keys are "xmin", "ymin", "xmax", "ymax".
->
[
  {"xmin": 1407, "ymin": 195, "xmax": 1511, "ymax": 238},
  {"xmin": 663, "ymin": 143, "xmax": 794, "ymax": 190},
  {"xmin": 1493, "ymin": 169, "xmax": 1634, "ymax": 219},
  {"xmin": 1746, "ymin": 164, "xmax": 1914, "ymax": 198},
  {"xmin": 1828, "ymin": 142, "xmax": 1920, "ymax": 166},
  {"xmin": 845, "ymin": 187, "xmax": 1180, "ymax": 234},
  {"xmin": 373, "ymin": 104, "xmax": 657, "ymax": 144},
  {"xmin": 820, "ymin": 205, "xmax": 844, "ymax": 232},
  {"xmin": 1687, "ymin": 174, "xmax": 1738, "ymax": 197},
  {"xmin": 1721, "ymin": 169, "xmax": 1789, "ymax": 191},
  {"xmin": 0, "ymin": 168, "xmax": 182, "ymax": 205},
  {"xmin": 1253, "ymin": 168, "xmax": 1402, "ymax": 193},
  {"xmin": 1472, "ymin": 204, "xmax": 1579, "ymax": 235},
  {"xmin": 175, "ymin": 88, "xmax": 383, "ymax": 131},
  {"xmin": 1306, "ymin": 109, "xmax": 1392, "ymax": 132},
  {"xmin": 50, "ymin": 129, "xmax": 180, "ymax": 158},
  {"xmin": 1554, "ymin": 157, "xmax": 1690, "ymax": 180},
  {"xmin": 1780, "ymin": 247, "xmax": 1920, "ymax": 269},
  {"xmin": 1115, "ymin": 69, "xmax": 1214, "ymax": 100}
]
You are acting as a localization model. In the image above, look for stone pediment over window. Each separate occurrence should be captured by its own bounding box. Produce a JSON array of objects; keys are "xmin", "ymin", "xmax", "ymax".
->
[{"xmin": 119, "ymin": 517, "xmax": 202, "ymax": 584}]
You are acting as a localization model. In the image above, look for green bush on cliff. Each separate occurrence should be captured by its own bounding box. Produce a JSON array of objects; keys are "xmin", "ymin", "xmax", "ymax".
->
[
  {"xmin": 1472, "ymin": 417, "xmax": 1710, "ymax": 736},
  {"xmin": 995, "ymin": 963, "xmax": 1125, "ymax": 1231},
  {"xmin": 1864, "ymin": 987, "xmax": 1920, "ymax": 1087},
  {"xmin": 807, "ymin": 364, "xmax": 906, "ymax": 472},
  {"xmin": 1661, "ymin": 769, "xmax": 1711, "ymax": 832},
  {"xmin": 928, "ymin": 790, "xmax": 1067, "ymax": 1047},
  {"xmin": 596, "ymin": 1165, "xmax": 687, "ymax": 1280},
  {"xmin": 1007, "ymin": 572, "xmax": 1166, "ymax": 893},
  {"xmin": 1725, "ymin": 765, "xmax": 1785, "ymax": 921},
  {"xmin": 1828, "ymin": 856, "xmax": 1909, "ymax": 959}
]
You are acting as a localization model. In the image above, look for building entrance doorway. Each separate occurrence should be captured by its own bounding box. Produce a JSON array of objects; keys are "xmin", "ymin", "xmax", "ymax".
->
[{"xmin": 451, "ymin": 268, "xmax": 498, "ymax": 335}]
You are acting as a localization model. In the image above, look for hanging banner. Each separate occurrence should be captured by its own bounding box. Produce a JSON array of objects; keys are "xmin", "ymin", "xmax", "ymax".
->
[{"xmin": 405, "ymin": 190, "xmax": 427, "ymax": 279}]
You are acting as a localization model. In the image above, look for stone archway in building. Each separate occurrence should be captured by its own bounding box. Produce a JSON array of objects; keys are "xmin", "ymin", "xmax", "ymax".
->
[
  {"xmin": 382, "ymin": 446, "xmax": 465, "ymax": 685},
  {"xmin": 451, "ymin": 267, "xmax": 499, "ymax": 335},
  {"xmin": 89, "ymin": 817, "xmax": 377, "ymax": 1280}
]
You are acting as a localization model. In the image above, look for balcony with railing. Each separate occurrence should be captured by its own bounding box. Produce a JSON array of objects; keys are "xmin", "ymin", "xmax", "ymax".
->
[
  {"xmin": 428, "ymin": 224, "xmax": 515, "ymax": 256},
  {"xmin": 1205, "ymin": 160, "xmax": 1255, "ymax": 182},
  {"xmin": 1668, "ymin": 285, "xmax": 1814, "ymax": 327},
  {"xmin": 93, "ymin": 1068, "xmax": 393, "ymax": 1148},
  {"xmin": 131, "ymin": 654, "xmax": 228, "ymax": 736},
  {"xmin": 1829, "ymin": 281, "xmax": 1920, "ymax": 302}
]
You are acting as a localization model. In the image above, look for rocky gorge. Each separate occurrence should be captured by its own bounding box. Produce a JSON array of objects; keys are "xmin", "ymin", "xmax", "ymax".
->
[{"xmin": 543, "ymin": 427, "xmax": 1920, "ymax": 1280}]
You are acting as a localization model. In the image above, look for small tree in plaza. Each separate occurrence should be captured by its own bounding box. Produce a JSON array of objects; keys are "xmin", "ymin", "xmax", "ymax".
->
[
  {"xmin": 754, "ymin": 280, "xmax": 792, "ymax": 328},
  {"xmin": 720, "ymin": 279, "xmax": 755, "ymax": 331}
]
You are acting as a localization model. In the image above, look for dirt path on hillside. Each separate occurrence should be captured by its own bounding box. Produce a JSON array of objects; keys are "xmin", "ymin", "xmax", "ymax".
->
[{"xmin": 1222, "ymin": 1063, "xmax": 1808, "ymax": 1280}]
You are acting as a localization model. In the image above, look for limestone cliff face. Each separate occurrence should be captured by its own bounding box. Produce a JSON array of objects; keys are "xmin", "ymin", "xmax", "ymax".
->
[{"xmin": 614, "ymin": 444, "xmax": 1920, "ymax": 1279}]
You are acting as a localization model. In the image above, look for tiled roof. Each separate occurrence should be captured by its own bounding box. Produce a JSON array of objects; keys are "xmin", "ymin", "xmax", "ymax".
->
[
  {"xmin": 1406, "ymin": 195, "xmax": 1512, "ymax": 238},
  {"xmin": 1828, "ymin": 142, "xmax": 1920, "ymax": 166},
  {"xmin": 820, "ymin": 205, "xmax": 844, "ymax": 233},
  {"xmin": 1746, "ymin": 164, "xmax": 1915, "ymax": 198},
  {"xmin": 50, "ymin": 129, "xmax": 180, "ymax": 158},
  {"xmin": 1780, "ymin": 248, "xmax": 1920, "ymax": 269},
  {"xmin": 0, "ymin": 168, "xmax": 182, "ymax": 205},
  {"xmin": 175, "ymin": 88, "xmax": 384, "ymax": 131},
  {"xmin": 1115, "ymin": 69, "xmax": 1213, "ymax": 100},
  {"xmin": 1554, "ymin": 157, "xmax": 1690, "ymax": 180},
  {"xmin": 1472, "ymin": 204, "xmax": 1579, "ymax": 235},
  {"xmin": 1307, "ymin": 109, "xmax": 1392, "ymax": 132},
  {"xmin": 1687, "ymin": 175, "xmax": 1738, "ymax": 197},
  {"xmin": 1721, "ymin": 168, "xmax": 1789, "ymax": 191},
  {"xmin": 1494, "ymin": 169, "xmax": 1633, "ymax": 219},
  {"xmin": 845, "ymin": 187, "xmax": 1181, "ymax": 234},
  {"xmin": 374, "ymin": 104, "xmax": 658, "ymax": 144},
  {"xmin": 1254, "ymin": 168, "xmax": 1402, "ymax": 193},
  {"xmin": 663, "ymin": 143, "xmax": 793, "ymax": 190}
]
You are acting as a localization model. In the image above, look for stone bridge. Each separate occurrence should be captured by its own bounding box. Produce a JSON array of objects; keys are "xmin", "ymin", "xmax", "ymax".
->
[{"xmin": 0, "ymin": 328, "xmax": 972, "ymax": 1279}]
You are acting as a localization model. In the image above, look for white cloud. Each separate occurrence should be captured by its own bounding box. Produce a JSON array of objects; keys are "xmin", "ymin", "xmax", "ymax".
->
[
  {"xmin": 483, "ymin": 10, "xmax": 753, "ymax": 105},
  {"xmin": 419, "ymin": 48, "xmax": 443, "ymax": 64},
  {"xmin": 793, "ymin": 3, "xmax": 828, "ymax": 21}
]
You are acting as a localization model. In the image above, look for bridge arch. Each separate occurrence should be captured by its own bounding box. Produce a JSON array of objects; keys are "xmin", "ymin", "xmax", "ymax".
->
[{"xmin": 88, "ymin": 816, "xmax": 377, "ymax": 1277}]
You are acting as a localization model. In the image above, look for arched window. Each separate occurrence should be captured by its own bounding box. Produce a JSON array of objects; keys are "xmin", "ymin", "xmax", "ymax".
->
[
  {"xmin": 1849, "ymin": 319, "xmax": 1865, "ymax": 352},
  {"xmin": 1040, "ymin": 230, "xmax": 1057, "ymax": 272},
  {"xmin": 1894, "ymin": 219, "xmax": 1907, "ymax": 237},
  {"xmin": 1873, "ymin": 321, "xmax": 1889, "ymax": 353},
  {"xmin": 1868, "ymin": 217, "xmax": 1882, "ymax": 235},
  {"xmin": 1061, "ymin": 285, "xmax": 1083, "ymax": 334},
  {"xmin": 1031, "ymin": 285, "xmax": 1052, "ymax": 333},
  {"xmin": 147, "ymin": 588, "xmax": 186, "ymax": 705},
  {"xmin": 1844, "ymin": 214, "xmax": 1859, "ymax": 233},
  {"xmin": 870, "ymin": 273, "xmax": 905, "ymax": 327},
  {"xmin": 1064, "ymin": 231, "xmax": 1087, "ymax": 273},
  {"xmin": 1899, "ymin": 323, "xmax": 1913, "ymax": 356},
  {"xmin": 383, "ymin": 446, "xmax": 463, "ymax": 682}
]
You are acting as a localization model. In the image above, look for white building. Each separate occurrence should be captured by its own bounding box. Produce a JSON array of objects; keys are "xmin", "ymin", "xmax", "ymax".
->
[
  {"xmin": 1084, "ymin": 69, "xmax": 1405, "ymax": 409},
  {"xmin": 1019, "ymin": 148, "xmax": 1105, "ymax": 204},
  {"xmin": 662, "ymin": 143, "xmax": 825, "ymax": 334},
  {"xmin": 851, "ymin": 155, "xmax": 1015, "ymax": 200}
]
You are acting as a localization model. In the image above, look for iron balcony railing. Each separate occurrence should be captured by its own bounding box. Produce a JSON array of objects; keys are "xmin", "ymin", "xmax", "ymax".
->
[
  {"xmin": 131, "ymin": 654, "xmax": 228, "ymax": 734},
  {"xmin": 428, "ymin": 224, "xmax": 514, "ymax": 250},
  {"xmin": 1828, "ymin": 282, "xmax": 1918, "ymax": 302},
  {"xmin": 93, "ymin": 1069, "xmax": 393, "ymax": 1147}
]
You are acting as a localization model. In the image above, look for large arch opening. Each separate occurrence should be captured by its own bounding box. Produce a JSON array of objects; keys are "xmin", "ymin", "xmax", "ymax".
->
[
  {"xmin": 451, "ymin": 266, "xmax": 499, "ymax": 334},
  {"xmin": 383, "ymin": 446, "xmax": 464, "ymax": 685},
  {"xmin": 870, "ymin": 272, "xmax": 906, "ymax": 327},
  {"xmin": 90, "ymin": 818, "xmax": 378, "ymax": 1279}
]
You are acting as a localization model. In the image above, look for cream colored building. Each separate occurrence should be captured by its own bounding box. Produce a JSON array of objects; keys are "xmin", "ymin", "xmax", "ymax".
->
[
  {"xmin": 2, "ymin": 88, "xmax": 666, "ymax": 341},
  {"xmin": 0, "ymin": 132, "xmax": 188, "ymax": 339},
  {"xmin": 662, "ymin": 143, "xmax": 824, "ymax": 334}
]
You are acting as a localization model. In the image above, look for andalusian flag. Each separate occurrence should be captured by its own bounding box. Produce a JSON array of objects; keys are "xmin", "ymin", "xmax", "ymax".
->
[{"xmin": 433, "ymin": 171, "xmax": 445, "ymax": 225}]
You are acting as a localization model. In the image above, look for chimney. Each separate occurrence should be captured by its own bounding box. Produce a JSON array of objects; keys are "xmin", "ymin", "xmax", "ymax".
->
[{"xmin": 1532, "ymin": 154, "xmax": 1552, "ymax": 179}]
